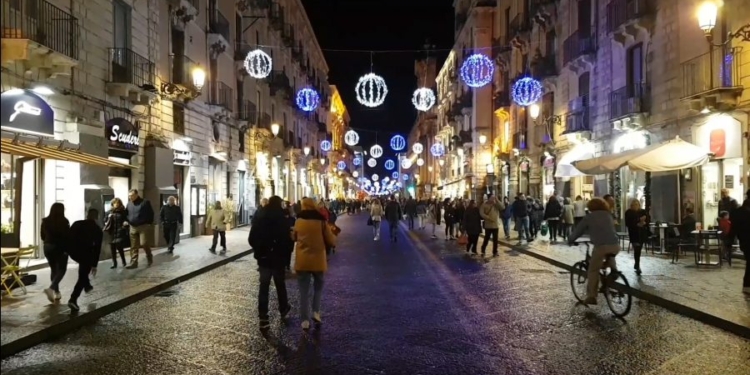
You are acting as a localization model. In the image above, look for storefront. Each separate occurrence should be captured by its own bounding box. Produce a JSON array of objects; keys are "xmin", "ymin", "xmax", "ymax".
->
[
  {"xmin": 105, "ymin": 117, "xmax": 138, "ymax": 201},
  {"xmin": 236, "ymin": 159, "xmax": 250, "ymax": 226},
  {"xmin": 693, "ymin": 113, "xmax": 746, "ymax": 226},
  {"xmin": 172, "ymin": 139, "xmax": 192, "ymax": 236},
  {"xmin": 541, "ymin": 153, "xmax": 555, "ymax": 200},
  {"xmin": 613, "ymin": 130, "xmax": 650, "ymax": 218},
  {"xmin": 555, "ymin": 142, "xmax": 594, "ymax": 200}
]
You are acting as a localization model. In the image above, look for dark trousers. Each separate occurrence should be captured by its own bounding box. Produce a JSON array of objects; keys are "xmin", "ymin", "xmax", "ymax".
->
[
  {"xmin": 407, "ymin": 215, "xmax": 415, "ymax": 229},
  {"xmin": 43, "ymin": 244, "xmax": 68, "ymax": 293},
  {"xmin": 742, "ymin": 246, "xmax": 749, "ymax": 288},
  {"xmin": 466, "ymin": 234, "xmax": 480, "ymax": 253},
  {"xmin": 110, "ymin": 243, "xmax": 126, "ymax": 266},
  {"xmin": 211, "ymin": 230, "xmax": 226, "ymax": 250},
  {"xmin": 547, "ymin": 220, "xmax": 560, "ymax": 241},
  {"xmin": 70, "ymin": 263, "xmax": 93, "ymax": 301},
  {"xmin": 529, "ymin": 218, "xmax": 538, "ymax": 238},
  {"xmin": 388, "ymin": 220, "xmax": 398, "ymax": 240},
  {"xmin": 502, "ymin": 217, "xmax": 510, "ymax": 238},
  {"xmin": 163, "ymin": 223, "xmax": 179, "ymax": 250},
  {"xmin": 632, "ymin": 242, "xmax": 643, "ymax": 270},
  {"xmin": 445, "ymin": 221, "xmax": 454, "ymax": 238},
  {"xmin": 481, "ymin": 228, "xmax": 499, "ymax": 254},
  {"xmin": 258, "ymin": 266, "xmax": 288, "ymax": 319}
]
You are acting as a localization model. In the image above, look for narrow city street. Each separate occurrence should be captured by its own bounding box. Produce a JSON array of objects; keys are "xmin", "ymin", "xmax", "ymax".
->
[{"xmin": 2, "ymin": 214, "xmax": 748, "ymax": 375}]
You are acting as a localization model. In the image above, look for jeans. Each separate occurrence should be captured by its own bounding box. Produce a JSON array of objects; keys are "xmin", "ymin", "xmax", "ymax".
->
[
  {"xmin": 163, "ymin": 222, "xmax": 179, "ymax": 250},
  {"xmin": 110, "ymin": 243, "xmax": 126, "ymax": 266},
  {"xmin": 211, "ymin": 230, "xmax": 226, "ymax": 250},
  {"xmin": 587, "ymin": 244, "xmax": 620, "ymax": 299},
  {"xmin": 516, "ymin": 216, "xmax": 530, "ymax": 241},
  {"xmin": 481, "ymin": 228, "xmax": 499, "ymax": 254},
  {"xmin": 529, "ymin": 218, "xmax": 538, "ymax": 238},
  {"xmin": 388, "ymin": 220, "xmax": 398, "ymax": 240},
  {"xmin": 562, "ymin": 223, "xmax": 572, "ymax": 240},
  {"xmin": 70, "ymin": 263, "xmax": 92, "ymax": 302},
  {"xmin": 501, "ymin": 217, "xmax": 510, "ymax": 238},
  {"xmin": 43, "ymin": 244, "xmax": 68, "ymax": 293},
  {"xmin": 372, "ymin": 220, "xmax": 381, "ymax": 238},
  {"xmin": 417, "ymin": 214, "xmax": 425, "ymax": 228},
  {"xmin": 297, "ymin": 271, "xmax": 324, "ymax": 323},
  {"xmin": 547, "ymin": 220, "xmax": 560, "ymax": 241},
  {"xmin": 258, "ymin": 266, "xmax": 288, "ymax": 319},
  {"xmin": 407, "ymin": 215, "xmax": 415, "ymax": 229},
  {"xmin": 445, "ymin": 221, "xmax": 454, "ymax": 238},
  {"xmin": 467, "ymin": 234, "xmax": 480, "ymax": 253}
]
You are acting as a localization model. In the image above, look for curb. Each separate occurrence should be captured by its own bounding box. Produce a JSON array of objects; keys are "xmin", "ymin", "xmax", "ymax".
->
[
  {"xmin": 1, "ymin": 249, "xmax": 254, "ymax": 359},
  {"xmin": 494, "ymin": 238, "xmax": 750, "ymax": 340}
]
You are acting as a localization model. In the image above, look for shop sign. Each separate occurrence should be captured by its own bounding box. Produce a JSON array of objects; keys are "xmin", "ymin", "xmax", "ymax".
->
[
  {"xmin": 0, "ymin": 89, "xmax": 55, "ymax": 136},
  {"xmin": 174, "ymin": 149, "xmax": 192, "ymax": 166},
  {"xmin": 105, "ymin": 118, "xmax": 139, "ymax": 150},
  {"xmin": 693, "ymin": 115, "xmax": 742, "ymax": 159}
]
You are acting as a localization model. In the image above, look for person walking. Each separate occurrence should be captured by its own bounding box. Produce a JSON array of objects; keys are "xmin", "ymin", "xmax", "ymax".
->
[
  {"xmin": 294, "ymin": 197, "xmax": 336, "ymax": 330},
  {"xmin": 124, "ymin": 189, "xmax": 154, "ymax": 269},
  {"xmin": 561, "ymin": 197, "xmax": 575, "ymax": 240},
  {"xmin": 369, "ymin": 199, "xmax": 383, "ymax": 241},
  {"xmin": 624, "ymin": 199, "xmax": 649, "ymax": 275},
  {"xmin": 66, "ymin": 208, "xmax": 103, "ymax": 312},
  {"xmin": 454, "ymin": 200, "xmax": 466, "ymax": 238},
  {"xmin": 573, "ymin": 195, "xmax": 586, "ymax": 227},
  {"xmin": 416, "ymin": 200, "xmax": 427, "ymax": 230},
  {"xmin": 249, "ymin": 196, "xmax": 292, "ymax": 329},
  {"xmin": 429, "ymin": 199, "xmax": 442, "ymax": 239},
  {"xmin": 41, "ymin": 202, "xmax": 70, "ymax": 303},
  {"xmin": 103, "ymin": 198, "xmax": 128, "ymax": 269},
  {"xmin": 159, "ymin": 196, "xmax": 182, "ymax": 254},
  {"xmin": 512, "ymin": 194, "xmax": 530, "ymax": 245},
  {"xmin": 404, "ymin": 198, "xmax": 417, "ymax": 230},
  {"xmin": 384, "ymin": 196, "xmax": 402, "ymax": 243},
  {"xmin": 544, "ymin": 194, "xmax": 563, "ymax": 243},
  {"xmin": 479, "ymin": 195, "xmax": 504, "ymax": 256},
  {"xmin": 727, "ymin": 189, "xmax": 750, "ymax": 294},
  {"xmin": 206, "ymin": 201, "xmax": 228, "ymax": 254},
  {"xmin": 443, "ymin": 199, "xmax": 456, "ymax": 240},
  {"xmin": 462, "ymin": 200, "xmax": 482, "ymax": 254},
  {"xmin": 501, "ymin": 196, "xmax": 512, "ymax": 240}
]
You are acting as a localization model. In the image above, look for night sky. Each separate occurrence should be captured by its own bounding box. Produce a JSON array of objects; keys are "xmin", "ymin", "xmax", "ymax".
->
[{"xmin": 301, "ymin": 0, "xmax": 455, "ymax": 176}]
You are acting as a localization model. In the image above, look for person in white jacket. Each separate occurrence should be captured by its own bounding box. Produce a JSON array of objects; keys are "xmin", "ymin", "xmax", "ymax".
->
[
  {"xmin": 573, "ymin": 195, "xmax": 587, "ymax": 227},
  {"xmin": 370, "ymin": 200, "xmax": 383, "ymax": 241},
  {"xmin": 206, "ymin": 201, "xmax": 227, "ymax": 254}
]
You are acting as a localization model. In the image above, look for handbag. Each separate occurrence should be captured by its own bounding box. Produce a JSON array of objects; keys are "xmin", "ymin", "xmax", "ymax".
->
[
  {"xmin": 367, "ymin": 216, "xmax": 374, "ymax": 226},
  {"xmin": 457, "ymin": 234, "xmax": 468, "ymax": 245},
  {"xmin": 540, "ymin": 221, "xmax": 549, "ymax": 236}
]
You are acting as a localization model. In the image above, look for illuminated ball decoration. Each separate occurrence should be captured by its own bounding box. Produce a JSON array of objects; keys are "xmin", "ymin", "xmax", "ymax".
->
[
  {"xmin": 320, "ymin": 140, "xmax": 332, "ymax": 152},
  {"xmin": 412, "ymin": 87, "xmax": 435, "ymax": 112},
  {"xmin": 344, "ymin": 130, "xmax": 360, "ymax": 146},
  {"xmin": 412, "ymin": 142, "xmax": 424, "ymax": 154},
  {"xmin": 391, "ymin": 171, "xmax": 399, "ymax": 179},
  {"xmin": 384, "ymin": 159, "xmax": 395, "ymax": 170},
  {"xmin": 353, "ymin": 171, "xmax": 359, "ymax": 178},
  {"xmin": 243, "ymin": 49, "xmax": 273, "ymax": 79},
  {"xmin": 370, "ymin": 145, "xmax": 383, "ymax": 158},
  {"xmin": 416, "ymin": 158, "xmax": 425, "ymax": 166},
  {"xmin": 402, "ymin": 174, "xmax": 409, "ymax": 181},
  {"xmin": 372, "ymin": 174, "xmax": 379, "ymax": 181},
  {"xmin": 367, "ymin": 158, "xmax": 377, "ymax": 168},
  {"xmin": 337, "ymin": 161, "xmax": 346, "ymax": 170},
  {"xmin": 459, "ymin": 53, "xmax": 494, "ymax": 88},
  {"xmin": 352, "ymin": 157, "xmax": 362, "ymax": 166},
  {"xmin": 430, "ymin": 143, "xmax": 445, "ymax": 157},
  {"xmin": 511, "ymin": 77, "xmax": 544, "ymax": 107},
  {"xmin": 355, "ymin": 73, "xmax": 388, "ymax": 108},
  {"xmin": 383, "ymin": 177, "xmax": 390, "ymax": 182},
  {"xmin": 401, "ymin": 158, "xmax": 412, "ymax": 169},
  {"xmin": 390, "ymin": 135, "xmax": 406, "ymax": 151},
  {"xmin": 295, "ymin": 88, "xmax": 320, "ymax": 112}
]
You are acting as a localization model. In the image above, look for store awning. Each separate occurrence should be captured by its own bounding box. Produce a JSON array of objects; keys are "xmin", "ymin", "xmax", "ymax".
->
[
  {"xmin": 555, "ymin": 143, "xmax": 594, "ymax": 178},
  {"xmin": 1, "ymin": 137, "xmax": 135, "ymax": 169},
  {"xmin": 573, "ymin": 136, "xmax": 710, "ymax": 174}
]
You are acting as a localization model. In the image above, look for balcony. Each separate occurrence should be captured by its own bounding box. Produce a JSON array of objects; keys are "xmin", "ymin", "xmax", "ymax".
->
[
  {"xmin": 606, "ymin": 0, "xmax": 655, "ymax": 45},
  {"xmin": 530, "ymin": 53, "xmax": 557, "ymax": 81},
  {"xmin": 562, "ymin": 30, "xmax": 596, "ymax": 73},
  {"xmin": 106, "ymin": 48, "xmax": 157, "ymax": 104},
  {"xmin": 681, "ymin": 48, "xmax": 743, "ymax": 111},
  {"xmin": 493, "ymin": 91, "xmax": 511, "ymax": 110},
  {"xmin": 259, "ymin": 112, "xmax": 272, "ymax": 130},
  {"xmin": 492, "ymin": 36, "xmax": 512, "ymax": 70},
  {"xmin": 269, "ymin": 71, "xmax": 292, "ymax": 100},
  {"xmin": 609, "ymin": 83, "xmax": 650, "ymax": 131},
  {"xmin": 167, "ymin": 0, "xmax": 198, "ymax": 31},
  {"xmin": 238, "ymin": 100, "xmax": 258, "ymax": 124},
  {"xmin": 531, "ymin": 0, "xmax": 557, "ymax": 28},
  {"xmin": 292, "ymin": 43, "xmax": 303, "ymax": 63},
  {"xmin": 1, "ymin": 0, "xmax": 79, "ymax": 77},
  {"xmin": 162, "ymin": 54, "xmax": 201, "ymax": 101},
  {"xmin": 208, "ymin": 81, "xmax": 233, "ymax": 112},
  {"xmin": 234, "ymin": 40, "xmax": 252, "ymax": 61},
  {"xmin": 282, "ymin": 24, "xmax": 294, "ymax": 48},
  {"xmin": 270, "ymin": 3, "xmax": 284, "ymax": 32},
  {"xmin": 208, "ymin": 5, "xmax": 230, "ymax": 54},
  {"xmin": 563, "ymin": 95, "xmax": 591, "ymax": 136}
]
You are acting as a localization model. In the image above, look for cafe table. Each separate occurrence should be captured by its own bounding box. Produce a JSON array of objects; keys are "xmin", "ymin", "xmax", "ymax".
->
[{"xmin": 690, "ymin": 230, "xmax": 722, "ymax": 267}]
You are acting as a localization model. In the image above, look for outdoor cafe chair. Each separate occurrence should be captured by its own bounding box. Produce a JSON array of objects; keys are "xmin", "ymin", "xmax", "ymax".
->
[{"xmin": 1, "ymin": 246, "xmax": 36, "ymax": 297}]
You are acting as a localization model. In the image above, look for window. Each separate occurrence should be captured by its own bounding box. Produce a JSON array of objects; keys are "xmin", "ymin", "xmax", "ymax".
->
[
  {"xmin": 626, "ymin": 43, "xmax": 643, "ymax": 97},
  {"xmin": 173, "ymin": 103, "xmax": 185, "ymax": 135},
  {"xmin": 545, "ymin": 30, "xmax": 556, "ymax": 57},
  {"xmin": 578, "ymin": 0, "xmax": 591, "ymax": 33},
  {"xmin": 239, "ymin": 129, "xmax": 245, "ymax": 153},
  {"xmin": 113, "ymin": 0, "xmax": 131, "ymax": 49},
  {"xmin": 578, "ymin": 72, "xmax": 590, "ymax": 97},
  {"xmin": 256, "ymin": 31, "xmax": 260, "ymax": 45}
]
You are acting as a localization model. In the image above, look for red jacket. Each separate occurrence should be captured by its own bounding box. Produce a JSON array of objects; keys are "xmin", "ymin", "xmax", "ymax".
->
[{"xmin": 718, "ymin": 218, "xmax": 731, "ymax": 237}]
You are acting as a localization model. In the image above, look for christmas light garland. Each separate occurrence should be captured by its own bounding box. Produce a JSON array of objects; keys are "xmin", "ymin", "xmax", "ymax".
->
[
  {"xmin": 355, "ymin": 73, "xmax": 388, "ymax": 108},
  {"xmin": 370, "ymin": 145, "xmax": 384, "ymax": 158},
  {"xmin": 344, "ymin": 130, "xmax": 360, "ymax": 146},
  {"xmin": 511, "ymin": 77, "xmax": 543, "ymax": 106},
  {"xmin": 412, "ymin": 142, "xmax": 424, "ymax": 154},
  {"xmin": 295, "ymin": 88, "xmax": 320, "ymax": 112},
  {"xmin": 412, "ymin": 87, "xmax": 435, "ymax": 111},
  {"xmin": 384, "ymin": 159, "xmax": 395, "ymax": 170},
  {"xmin": 460, "ymin": 53, "xmax": 494, "ymax": 88},
  {"xmin": 243, "ymin": 49, "xmax": 272, "ymax": 79},
  {"xmin": 320, "ymin": 140, "xmax": 332, "ymax": 152},
  {"xmin": 390, "ymin": 135, "xmax": 406, "ymax": 151},
  {"xmin": 367, "ymin": 158, "xmax": 377, "ymax": 167},
  {"xmin": 430, "ymin": 143, "xmax": 445, "ymax": 157}
]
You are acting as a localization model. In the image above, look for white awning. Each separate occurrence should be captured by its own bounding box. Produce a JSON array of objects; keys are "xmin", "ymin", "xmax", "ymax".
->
[
  {"xmin": 573, "ymin": 136, "xmax": 711, "ymax": 174},
  {"xmin": 555, "ymin": 143, "xmax": 594, "ymax": 178}
]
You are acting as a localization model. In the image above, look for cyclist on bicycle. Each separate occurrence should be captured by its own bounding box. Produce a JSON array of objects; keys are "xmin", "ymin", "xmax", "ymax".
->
[{"xmin": 568, "ymin": 197, "xmax": 621, "ymax": 305}]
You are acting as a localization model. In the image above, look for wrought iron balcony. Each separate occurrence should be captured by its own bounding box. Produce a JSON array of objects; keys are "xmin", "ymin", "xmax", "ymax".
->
[
  {"xmin": 606, "ymin": 0, "xmax": 655, "ymax": 34},
  {"xmin": 292, "ymin": 44, "xmax": 303, "ymax": 62},
  {"xmin": 563, "ymin": 95, "xmax": 591, "ymax": 135},
  {"xmin": 208, "ymin": 6, "xmax": 230, "ymax": 43},
  {"xmin": 270, "ymin": 3, "xmax": 284, "ymax": 31},
  {"xmin": 234, "ymin": 40, "xmax": 252, "ymax": 61},
  {"xmin": 259, "ymin": 113, "xmax": 272, "ymax": 129},
  {"xmin": 238, "ymin": 100, "xmax": 258, "ymax": 123},
  {"xmin": 1, "ymin": 0, "xmax": 79, "ymax": 61},
  {"xmin": 169, "ymin": 54, "xmax": 197, "ymax": 88},
  {"xmin": 531, "ymin": 53, "xmax": 557, "ymax": 80},
  {"xmin": 108, "ymin": 48, "xmax": 155, "ymax": 87},
  {"xmin": 563, "ymin": 30, "xmax": 596, "ymax": 67},
  {"xmin": 269, "ymin": 71, "xmax": 292, "ymax": 99},
  {"xmin": 208, "ymin": 81, "xmax": 233, "ymax": 111},
  {"xmin": 609, "ymin": 83, "xmax": 650, "ymax": 120},
  {"xmin": 681, "ymin": 48, "xmax": 743, "ymax": 103}
]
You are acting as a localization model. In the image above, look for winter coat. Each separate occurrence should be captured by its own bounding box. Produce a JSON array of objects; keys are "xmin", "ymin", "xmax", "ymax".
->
[
  {"xmin": 103, "ymin": 209, "xmax": 129, "ymax": 244},
  {"xmin": 68, "ymin": 219, "xmax": 103, "ymax": 266},
  {"xmin": 544, "ymin": 199, "xmax": 563, "ymax": 220},
  {"xmin": 370, "ymin": 203, "xmax": 384, "ymax": 221},
  {"xmin": 625, "ymin": 208, "xmax": 649, "ymax": 244},
  {"xmin": 125, "ymin": 197, "xmax": 154, "ymax": 227},
  {"xmin": 443, "ymin": 205, "xmax": 456, "ymax": 223},
  {"xmin": 384, "ymin": 201, "xmax": 402, "ymax": 222},
  {"xmin": 160, "ymin": 204, "xmax": 183, "ymax": 224},
  {"xmin": 573, "ymin": 200, "xmax": 586, "ymax": 218},
  {"xmin": 511, "ymin": 199, "xmax": 528, "ymax": 218},
  {"xmin": 562, "ymin": 204, "xmax": 575, "ymax": 224},
  {"xmin": 249, "ymin": 207, "xmax": 293, "ymax": 269},
  {"xmin": 479, "ymin": 201, "xmax": 503, "ymax": 229},
  {"xmin": 206, "ymin": 209, "xmax": 227, "ymax": 231},
  {"xmin": 462, "ymin": 206, "xmax": 483, "ymax": 235},
  {"xmin": 293, "ymin": 209, "xmax": 336, "ymax": 272},
  {"xmin": 416, "ymin": 203, "xmax": 427, "ymax": 215}
]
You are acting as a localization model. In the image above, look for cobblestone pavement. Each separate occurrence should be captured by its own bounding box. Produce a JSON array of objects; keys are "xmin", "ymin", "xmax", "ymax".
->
[
  {"xmin": 1, "ymin": 227, "xmax": 252, "ymax": 353},
  {"xmin": 2, "ymin": 215, "xmax": 749, "ymax": 375}
]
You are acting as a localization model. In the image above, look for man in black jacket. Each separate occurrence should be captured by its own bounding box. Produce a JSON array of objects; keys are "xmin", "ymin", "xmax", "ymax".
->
[
  {"xmin": 67, "ymin": 209, "xmax": 103, "ymax": 312},
  {"xmin": 384, "ymin": 196, "xmax": 402, "ymax": 242},
  {"xmin": 512, "ymin": 194, "xmax": 531, "ymax": 245},
  {"xmin": 160, "ymin": 196, "xmax": 183, "ymax": 254},
  {"xmin": 728, "ymin": 189, "xmax": 750, "ymax": 294},
  {"xmin": 125, "ymin": 189, "xmax": 154, "ymax": 268},
  {"xmin": 404, "ymin": 198, "xmax": 417, "ymax": 230}
]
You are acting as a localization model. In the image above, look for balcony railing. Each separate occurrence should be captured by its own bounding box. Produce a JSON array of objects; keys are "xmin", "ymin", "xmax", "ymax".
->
[
  {"xmin": 610, "ymin": 83, "xmax": 650, "ymax": 119},
  {"xmin": 270, "ymin": 71, "xmax": 292, "ymax": 99},
  {"xmin": 564, "ymin": 95, "xmax": 591, "ymax": 134},
  {"xmin": 169, "ymin": 54, "xmax": 197, "ymax": 88},
  {"xmin": 238, "ymin": 100, "xmax": 257, "ymax": 122},
  {"xmin": 208, "ymin": 5, "xmax": 230, "ymax": 42},
  {"xmin": 259, "ymin": 113, "xmax": 272, "ymax": 129},
  {"xmin": 292, "ymin": 44, "xmax": 303, "ymax": 62},
  {"xmin": 234, "ymin": 40, "xmax": 252, "ymax": 61},
  {"xmin": 531, "ymin": 53, "xmax": 557, "ymax": 79},
  {"xmin": 682, "ymin": 48, "xmax": 742, "ymax": 98},
  {"xmin": 209, "ymin": 81, "xmax": 233, "ymax": 111},
  {"xmin": 606, "ymin": 0, "xmax": 655, "ymax": 32},
  {"xmin": 1, "ymin": 0, "xmax": 79, "ymax": 60},
  {"xmin": 563, "ymin": 30, "xmax": 596, "ymax": 66},
  {"xmin": 510, "ymin": 13, "xmax": 532, "ymax": 34},
  {"xmin": 108, "ymin": 48, "xmax": 155, "ymax": 87}
]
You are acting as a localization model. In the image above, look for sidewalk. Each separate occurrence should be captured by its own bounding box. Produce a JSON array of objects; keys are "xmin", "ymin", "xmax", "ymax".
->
[
  {"xmin": 0, "ymin": 228, "xmax": 253, "ymax": 359},
  {"xmin": 473, "ymin": 230, "xmax": 750, "ymax": 338}
]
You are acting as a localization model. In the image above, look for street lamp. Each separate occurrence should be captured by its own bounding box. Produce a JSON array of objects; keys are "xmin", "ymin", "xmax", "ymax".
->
[
  {"xmin": 697, "ymin": 1, "xmax": 750, "ymax": 44},
  {"xmin": 303, "ymin": 146, "xmax": 310, "ymax": 156},
  {"xmin": 271, "ymin": 123, "xmax": 280, "ymax": 136},
  {"xmin": 438, "ymin": 159, "xmax": 445, "ymax": 167},
  {"xmin": 479, "ymin": 134, "xmax": 487, "ymax": 145},
  {"xmin": 320, "ymin": 157, "xmax": 325, "ymax": 165},
  {"xmin": 192, "ymin": 66, "xmax": 206, "ymax": 91},
  {"xmin": 529, "ymin": 104, "xmax": 541, "ymax": 120}
]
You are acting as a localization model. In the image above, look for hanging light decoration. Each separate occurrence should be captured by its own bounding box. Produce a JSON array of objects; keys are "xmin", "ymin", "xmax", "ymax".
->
[
  {"xmin": 384, "ymin": 159, "xmax": 395, "ymax": 170},
  {"xmin": 512, "ymin": 77, "xmax": 544, "ymax": 107},
  {"xmin": 344, "ymin": 130, "xmax": 360, "ymax": 146},
  {"xmin": 243, "ymin": 49, "xmax": 273, "ymax": 79},
  {"xmin": 370, "ymin": 144, "xmax": 384, "ymax": 158},
  {"xmin": 391, "ymin": 171, "xmax": 399, "ymax": 179},
  {"xmin": 352, "ymin": 157, "xmax": 362, "ymax": 166},
  {"xmin": 320, "ymin": 140, "xmax": 332, "ymax": 152},
  {"xmin": 390, "ymin": 135, "xmax": 406, "ymax": 151},
  {"xmin": 295, "ymin": 88, "xmax": 320, "ymax": 112},
  {"xmin": 459, "ymin": 53, "xmax": 494, "ymax": 88},
  {"xmin": 401, "ymin": 158, "xmax": 412, "ymax": 169},
  {"xmin": 372, "ymin": 174, "xmax": 379, "ymax": 181},
  {"xmin": 430, "ymin": 143, "xmax": 445, "ymax": 157},
  {"xmin": 402, "ymin": 173, "xmax": 409, "ymax": 181},
  {"xmin": 416, "ymin": 158, "xmax": 425, "ymax": 166},
  {"xmin": 355, "ymin": 73, "xmax": 388, "ymax": 108},
  {"xmin": 411, "ymin": 87, "xmax": 435, "ymax": 111},
  {"xmin": 412, "ymin": 142, "xmax": 424, "ymax": 154},
  {"xmin": 337, "ymin": 161, "xmax": 346, "ymax": 170},
  {"xmin": 367, "ymin": 158, "xmax": 377, "ymax": 167},
  {"xmin": 353, "ymin": 171, "xmax": 359, "ymax": 178},
  {"xmin": 383, "ymin": 177, "xmax": 390, "ymax": 182}
]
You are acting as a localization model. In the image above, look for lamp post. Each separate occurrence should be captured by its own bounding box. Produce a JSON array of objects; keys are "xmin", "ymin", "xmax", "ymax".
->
[
  {"xmin": 697, "ymin": 1, "xmax": 750, "ymax": 44},
  {"xmin": 192, "ymin": 66, "xmax": 206, "ymax": 91}
]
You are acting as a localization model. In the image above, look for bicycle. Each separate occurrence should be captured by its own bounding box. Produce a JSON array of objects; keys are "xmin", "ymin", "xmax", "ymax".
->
[{"xmin": 569, "ymin": 241, "xmax": 632, "ymax": 318}]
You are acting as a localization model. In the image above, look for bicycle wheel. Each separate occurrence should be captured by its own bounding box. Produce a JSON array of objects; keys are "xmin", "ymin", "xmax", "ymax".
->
[
  {"xmin": 604, "ymin": 271, "xmax": 632, "ymax": 318},
  {"xmin": 570, "ymin": 261, "xmax": 588, "ymax": 303}
]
